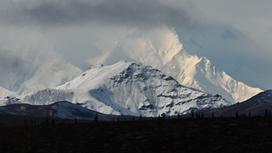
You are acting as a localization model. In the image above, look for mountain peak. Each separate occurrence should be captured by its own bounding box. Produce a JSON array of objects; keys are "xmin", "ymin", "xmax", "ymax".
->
[
  {"xmin": 87, "ymin": 27, "xmax": 262, "ymax": 102},
  {"xmin": 24, "ymin": 61, "xmax": 232, "ymax": 117}
]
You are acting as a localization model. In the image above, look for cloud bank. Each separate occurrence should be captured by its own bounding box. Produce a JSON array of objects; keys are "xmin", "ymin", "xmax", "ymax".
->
[{"xmin": 0, "ymin": 0, "xmax": 192, "ymax": 27}]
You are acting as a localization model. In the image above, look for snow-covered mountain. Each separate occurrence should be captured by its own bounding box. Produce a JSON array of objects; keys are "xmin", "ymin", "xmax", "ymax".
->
[
  {"xmin": 88, "ymin": 27, "xmax": 262, "ymax": 102},
  {"xmin": 23, "ymin": 61, "xmax": 232, "ymax": 117},
  {"xmin": 0, "ymin": 26, "xmax": 262, "ymax": 117}
]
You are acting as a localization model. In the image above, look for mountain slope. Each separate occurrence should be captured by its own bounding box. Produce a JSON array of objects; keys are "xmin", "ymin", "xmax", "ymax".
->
[
  {"xmin": 201, "ymin": 90, "xmax": 272, "ymax": 117},
  {"xmin": 88, "ymin": 27, "xmax": 262, "ymax": 102},
  {"xmin": 23, "ymin": 61, "xmax": 232, "ymax": 117}
]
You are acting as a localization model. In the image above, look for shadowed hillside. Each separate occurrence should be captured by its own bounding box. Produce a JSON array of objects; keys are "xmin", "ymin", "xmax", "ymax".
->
[{"xmin": 198, "ymin": 90, "xmax": 272, "ymax": 117}]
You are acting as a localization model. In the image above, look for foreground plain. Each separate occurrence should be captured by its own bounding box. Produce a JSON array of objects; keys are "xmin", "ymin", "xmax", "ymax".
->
[{"xmin": 0, "ymin": 116, "xmax": 272, "ymax": 153}]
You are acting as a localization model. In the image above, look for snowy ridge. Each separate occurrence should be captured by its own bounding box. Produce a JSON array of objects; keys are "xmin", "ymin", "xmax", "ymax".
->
[
  {"xmin": 23, "ymin": 61, "xmax": 232, "ymax": 117},
  {"xmin": 88, "ymin": 27, "xmax": 262, "ymax": 102},
  {"xmin": 165, "ymin": 54, "xmax": 262, "ymax": 102}
]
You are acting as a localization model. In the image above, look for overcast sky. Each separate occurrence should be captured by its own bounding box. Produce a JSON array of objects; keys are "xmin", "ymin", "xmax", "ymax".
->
[{"xmin": 0, "ymin": 0, "xmax": 271, "ymax": 89}]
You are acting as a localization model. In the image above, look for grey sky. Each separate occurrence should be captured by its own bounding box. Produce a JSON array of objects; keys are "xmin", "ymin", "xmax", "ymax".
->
[
  {"xmin": 188, "ymin": 0, "xmax": 272, "ymax": 53},
  {"xmin": 0, "ymin": 0, "xmax": 271, "ymax": 89},
  {"xmin": 0, "ymin": 0, "xmax": 191, "ymax": 27}
]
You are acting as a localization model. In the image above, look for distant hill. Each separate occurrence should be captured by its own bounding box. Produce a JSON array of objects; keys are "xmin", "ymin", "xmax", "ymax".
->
[
  {"xmin": 0, "ymin": 101, "xmax": 114, "ymax": 121},
  {"xmin": 200, "ymin": 90, "xmax": 272, "ymax": 117}
]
